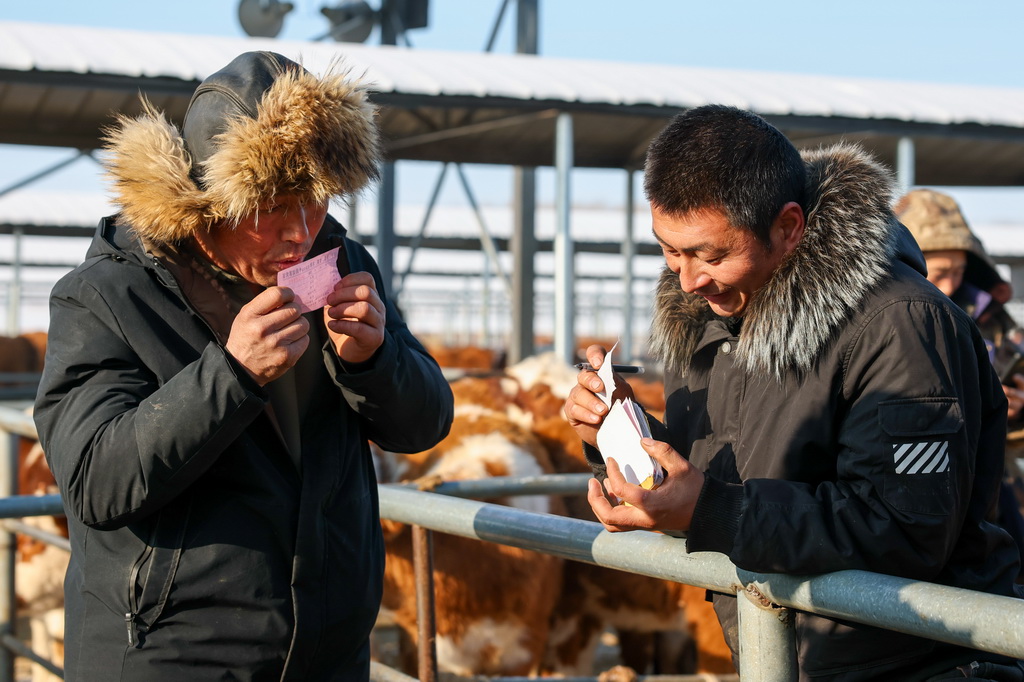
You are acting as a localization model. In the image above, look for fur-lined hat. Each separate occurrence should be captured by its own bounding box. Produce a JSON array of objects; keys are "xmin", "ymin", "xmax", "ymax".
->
[{"xmin": 102, "ymin": 51, "xmax": 380, "ymax": 243}]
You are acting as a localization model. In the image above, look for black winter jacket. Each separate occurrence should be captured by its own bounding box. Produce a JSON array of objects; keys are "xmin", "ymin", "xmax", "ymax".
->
[
  {"xmin": 34, "ymin": 214, "xmax": 453, "ymax": 681},
  {"xmin": 631, "ymin": 146, "xmax": 1018, "ymax": 681}
]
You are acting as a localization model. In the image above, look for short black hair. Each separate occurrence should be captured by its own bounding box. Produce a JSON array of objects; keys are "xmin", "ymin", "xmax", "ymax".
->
[{"xmin": 644, "ymin": 105, "xmax": 806, "ymax": 246}]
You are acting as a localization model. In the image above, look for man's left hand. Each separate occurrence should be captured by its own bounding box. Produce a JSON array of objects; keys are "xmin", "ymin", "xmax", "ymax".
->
[
  {"xmin": 324, "ymin": 272, "xmax": 386, "ymax": 364},
  {"xmin": 587, "ymin": 438, "xmax": 705, "ymax": 533}
]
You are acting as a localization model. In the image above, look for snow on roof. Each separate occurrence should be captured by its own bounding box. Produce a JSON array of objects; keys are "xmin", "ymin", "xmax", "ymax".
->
[{"xmin": 3, "ymin": 20, "xmax": 1024, "ymax": 128}]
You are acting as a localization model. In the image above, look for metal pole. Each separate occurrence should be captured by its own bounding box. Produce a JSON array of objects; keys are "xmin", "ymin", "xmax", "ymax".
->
[
  {"xmin": 412, "ymin": 525, "xmax": 438, "ymax": 682},
  {"xmin": 737, "ymin": 585, "xmax": 797, "ymax": 682},
  {"xmin": 622, "ymin": 171, "xmax": 636, "ymax": 362},
  {"xmin": 554, "ymin": 112, "xmax": 575, "ymax": 365},
  {"xmin": 345, "ymin": 195, "xmax": 361, "ymax": 245},
  {"xmin": 897, "ymin": 137, "xmax": 915, "ymax": 196},
  {"xmin": 0, "ymin": 432, "xmax": 17, "ymax": 682},
  {"xmin": 510, "ymin": 0, "xmax": 539, "ymax": 364},
  {"xmin": 396, "ymin": 163, "xmax": 450, "ymax": 297},
  {"xmin": 454, "ymin": 165, "xmax": 512, "ymax": 298},
  {"xmin": 375, "ymin": 162, "xmax": 397, "ymax": 294},
  {"xmin": 511, "ymin": 168, "xmax": 536, "ymax": 363},
  {"xmin": 7, "ymin": 227, "xmax": 23, "ymax": 336}
]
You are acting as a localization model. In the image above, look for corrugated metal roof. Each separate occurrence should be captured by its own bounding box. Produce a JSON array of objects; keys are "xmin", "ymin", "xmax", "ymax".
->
[
  {"xmin": 3, "ymin": 20, "xmax": 1024, "ymax": 127},
  {"xmin": 4, "ymin": 21, "xmax": 1024, "ymax": 184}
]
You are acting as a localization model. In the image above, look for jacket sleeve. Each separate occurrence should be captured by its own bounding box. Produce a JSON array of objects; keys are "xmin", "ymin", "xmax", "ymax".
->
[
  {"xmin": 322, "ymin": 237, "xmax": 453, "ymax": 454},
  {"xmin": 33, "ymin": 273, "xmax": 267, "ymax": 530},
  {"xmin": 687, "ymin": 298, "xmax": 1005, "ymax": 579}
]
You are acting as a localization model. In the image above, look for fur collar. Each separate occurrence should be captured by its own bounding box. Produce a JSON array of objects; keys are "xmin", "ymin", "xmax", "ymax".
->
[
  {"xmin": 101, "ymin": 64, "xmax": 379, "ymax": 244},
  {"xmin": 650, "ymin": 143, "xmax": 901, "ymax": 379}
]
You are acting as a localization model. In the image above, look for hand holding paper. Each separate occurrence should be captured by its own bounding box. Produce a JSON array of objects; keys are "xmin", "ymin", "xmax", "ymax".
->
[
  {"xmin": 277, "ymin": 246, "xmax": 345, "ymax": 313},
  {"xmin": 594, "ymin": 343, "xmax": 664, "ymax": 490}
]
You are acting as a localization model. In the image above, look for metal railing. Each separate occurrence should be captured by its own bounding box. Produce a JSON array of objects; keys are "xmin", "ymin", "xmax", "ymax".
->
[
  {"xmin": 378, "ymin": 482, "xmax": 1024, "ymax": 682},
  {"xmin": 1, "ymin": 405, "xmax": 1023, "ymax": 682}
]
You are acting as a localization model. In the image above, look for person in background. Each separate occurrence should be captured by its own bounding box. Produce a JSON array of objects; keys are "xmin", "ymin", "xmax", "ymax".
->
[
  {"xmin": 34, "ymin": 51, "xmax": 453, "ymax": 681},
  {"xmin": 564, "ymin": 105, "xmax": 1022, "ymax": 681},
  {"xmin": 897, "ymin": 188, "xmax": 1024, "ymax": 582},
  {"xmin": 896, "ymin": 189, "xmax": 1024, "ymax": 421}
]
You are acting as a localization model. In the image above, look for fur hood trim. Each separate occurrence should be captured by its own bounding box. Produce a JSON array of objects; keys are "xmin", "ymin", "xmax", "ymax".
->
[
  {"xmin": 101, "ymin": 61, "xmax": 379, "ymax": 243},
  {"xmin": 651, "ymin": 143, "xmax": 901, "ymax": 379}
]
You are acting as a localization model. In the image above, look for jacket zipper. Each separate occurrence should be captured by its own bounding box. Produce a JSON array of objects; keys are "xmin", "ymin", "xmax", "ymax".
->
[{"xmin": 126, "ymin": 544, "xmax": 153, "ymax": 647}]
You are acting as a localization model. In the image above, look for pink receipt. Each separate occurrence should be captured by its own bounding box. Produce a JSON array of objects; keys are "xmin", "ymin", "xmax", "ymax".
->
[{"xmin": 277, "ymin": 246, "xmax": 343, "ymax": 313}]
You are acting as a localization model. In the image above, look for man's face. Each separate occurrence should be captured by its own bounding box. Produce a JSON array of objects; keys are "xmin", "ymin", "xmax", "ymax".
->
[
  {"xmin": 923, "ymin": 249, "xmax": 967, "ymax": 297},
  {"xmin": 202, "ymin": 195, "xmax": 328, "ymax": 287},
  {"xmin": 652, "ymin": 206, "xmax": 797, "ymax": 318}
]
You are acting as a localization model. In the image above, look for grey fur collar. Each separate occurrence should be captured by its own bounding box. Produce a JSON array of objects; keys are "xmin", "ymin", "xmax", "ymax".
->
[{"xmin": 650, "ymin": 143, "xmax": 901, "ymax": 379}]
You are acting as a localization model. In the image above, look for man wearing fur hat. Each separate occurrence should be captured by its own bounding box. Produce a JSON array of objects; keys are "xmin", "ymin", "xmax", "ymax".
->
[
  {"xmin": 565, "ymin": 106, "xmax": 1021, "ymax": 680},
  {"xmin": 33, "ymin": 52, "xmax": 453, "ymax": 680}
]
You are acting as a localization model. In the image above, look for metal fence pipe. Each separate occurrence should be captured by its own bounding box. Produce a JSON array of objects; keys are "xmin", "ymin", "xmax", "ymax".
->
[
  {"xmin": 741, "ymin": 569, "xmax": 1024, "ymax": 660},
  {"xmin": 737, "ymin": 585, "xmax": 796, "ymax": 682},
  {"xmin": 369, "ymin": 661, "xmax": 419, "ymax": 682},
  {"xmin": 412, "ymin": 525, "xmax": 438, "ymax": 682},
  {"xmin": 379, "ymin": 487, "xmax": 1024, "ymax": 661},
  {"xmin": 0, "ymin": 519, "xmax": 70, "ymax": 553},
  {"xmin": 0, "ymin": 434, "xmax": 15, "ymax": 682},
  {"xmin": 0, "ymin": 407, "xmax": 37, "ymax": 440},
  {"xmin": 386, "ymin": 473, "xmax": 590, "ymax": 499},
  {"xmin": 0, "ymin": 494, "xmax": 64, "ymax": 519},
  {"xmin": 0, "ymin": 634, "xmax": 62, "ymax": 677},
  {"xmin": 379, "ymin": 486, "xmax": 741, "ymax": 592}
]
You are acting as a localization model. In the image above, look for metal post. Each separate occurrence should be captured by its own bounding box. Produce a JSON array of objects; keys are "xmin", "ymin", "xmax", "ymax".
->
[
  {"xmin": 554, "ymin": 113, "xmax": 575, "ymax": 365},
  {"xmin": 510, "ymin": 0, "xmax": 539, "ymax": 364},
  {"xmin": 375, "ymin": 162, "xmax": 397, "ymax": 295},
  {"xmin": 511, "ymin": 168, "xmax": 536, "ymax": 364},
  {"xmin": 897, "ymin": 137, "xmax": 915, "ymax": 196},
  {"xmin": 622, "ymin": 171, "xmax": 636, "ymax": 361},
  {"xmin": 0, "ymin": 432, "xmax": 17, "ymax": 682},
  {"xmin": 412, "ymin": 525, "xmax": 438, "ymax": 682},
  {"xmin": 6, "ymin": 227, "xmax": 22, "ymax": 336},
  {"xmin": 737, "ymin": 585, "xmax": 797, "ymax": 682},
  {"xmin": 345, "ymin": 195, "xmax": 361, "ymax": 245}
]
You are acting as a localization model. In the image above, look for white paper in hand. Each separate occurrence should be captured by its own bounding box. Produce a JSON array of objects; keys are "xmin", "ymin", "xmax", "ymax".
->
[
  {"xmin": 594, "ymin": 343, "xmax": 663, "ymax": 489},
  {"xmin": 277, "ymin": 246, "xmax": 342, "ymax": 313}
]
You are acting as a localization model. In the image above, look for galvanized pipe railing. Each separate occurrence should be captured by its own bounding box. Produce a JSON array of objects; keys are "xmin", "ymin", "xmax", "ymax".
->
[{"xmin": 379, "ymin": 484, "xmax": 1024, "ymax": 679}]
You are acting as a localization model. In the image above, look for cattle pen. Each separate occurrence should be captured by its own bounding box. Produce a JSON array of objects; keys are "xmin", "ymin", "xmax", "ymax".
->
[{"xmin": 0, "ymin": 405, "xmax": 1022, "ymax": 682}]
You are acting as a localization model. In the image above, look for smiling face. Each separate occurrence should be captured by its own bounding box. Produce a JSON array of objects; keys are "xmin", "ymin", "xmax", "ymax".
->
[
  {"xmin": 652, "ymin": 204, "xmax": 804, "ymax": 318},
  {"xmin": 195, "ymin": 195, "xmax": 329, "ymax": 287}
]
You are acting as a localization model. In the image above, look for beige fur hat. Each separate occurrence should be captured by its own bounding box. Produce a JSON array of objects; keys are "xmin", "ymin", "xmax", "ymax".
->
[{"xmin": 102, "ymin": 51, "xmax": 380, "ymax": 243}]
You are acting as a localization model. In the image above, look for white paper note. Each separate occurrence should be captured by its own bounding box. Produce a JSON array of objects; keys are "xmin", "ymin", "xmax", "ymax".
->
[{"xmin": 594, "ymin": 343, "xmax": 662, "ymax": 488}]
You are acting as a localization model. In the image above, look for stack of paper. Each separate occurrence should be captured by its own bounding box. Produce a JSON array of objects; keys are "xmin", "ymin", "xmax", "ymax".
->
[{"xmin": 594, "ymin": 344, "xmax": 664, "ymax": 489}]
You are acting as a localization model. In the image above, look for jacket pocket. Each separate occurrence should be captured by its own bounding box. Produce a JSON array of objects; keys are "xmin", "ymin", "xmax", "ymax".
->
[
  {"xmin": 128, "ymin": 496, "xmax": 192, "ymax": 645},
  {"xmin": 878, "ymin": 398, "xmax": 962, "ymax": 516}
]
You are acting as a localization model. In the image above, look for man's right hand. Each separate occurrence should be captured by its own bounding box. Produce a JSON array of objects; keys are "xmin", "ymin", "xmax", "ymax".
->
[
  {"xmin": 563, "ymin": 344, "xmax": 634, "ymax": 447},
  {"xmin": 225, "ymin": 287, "xmax": 310, "ymax": 386}
]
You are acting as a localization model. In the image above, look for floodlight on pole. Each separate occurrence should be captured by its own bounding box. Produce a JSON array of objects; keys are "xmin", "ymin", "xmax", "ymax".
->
[
  {"xmin": 321, "ymin": 1, "xmax": 377, "ymax": 43},
  {"xmin": 238, "ymin": 0, "xmax": 295, "ymax": 38},
  {"xmin": 320, "ymin": 0, "xmax": 429, "ymax": 44}
]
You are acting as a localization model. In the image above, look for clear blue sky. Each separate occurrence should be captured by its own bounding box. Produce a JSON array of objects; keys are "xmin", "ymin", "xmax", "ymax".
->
[{"xmin": 2, "ymin": 0, "xmax": 1024, "ymax": 223}]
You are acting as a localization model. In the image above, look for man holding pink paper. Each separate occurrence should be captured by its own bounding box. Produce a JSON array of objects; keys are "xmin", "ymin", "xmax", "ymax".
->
[{"xmin": 35, "ymin": 51, "xmax": 452, "ymax": 681}]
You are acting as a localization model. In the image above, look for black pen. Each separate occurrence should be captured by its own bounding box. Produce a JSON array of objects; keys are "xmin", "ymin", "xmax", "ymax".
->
[{"xmin": 573, "ymin": 363, "xmax": 645, "ymax": 375}]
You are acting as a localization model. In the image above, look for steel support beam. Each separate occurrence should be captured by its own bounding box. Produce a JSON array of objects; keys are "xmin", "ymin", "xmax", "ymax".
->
[
  {"xmin": 375, "ymin": 161, "xmax": 397, "ymax": 293},
  {"xmin": 622, "ymin": 170, "xmax": 636, "ymax": 361},
  {"xmin": 554, "ymin": 112, "xmax": 575, "ymax": 364},
  {"xmin": 897, "ymin": 136, "xmax": 916, "ymax": 195}
]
